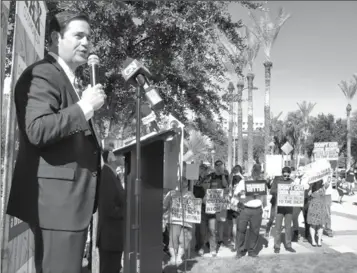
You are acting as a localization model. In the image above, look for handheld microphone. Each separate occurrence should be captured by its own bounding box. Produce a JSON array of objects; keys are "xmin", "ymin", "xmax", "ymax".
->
[
  {"xmin": 121, "ymin": 58, "xmax": 164, "ymax": 111},
  {"xmin": 88, "ymin": 54, "xmax": 99, "ymax": 86}
]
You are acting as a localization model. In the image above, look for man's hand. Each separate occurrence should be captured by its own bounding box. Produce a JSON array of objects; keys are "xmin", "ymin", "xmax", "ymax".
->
[{"xmin": 81, "ymin": 84, "xmax": 106, "ymax": 111}]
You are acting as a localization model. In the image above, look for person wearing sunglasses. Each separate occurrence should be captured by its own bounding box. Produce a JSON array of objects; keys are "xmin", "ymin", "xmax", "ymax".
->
[{"xmin": 269, "ymin": 167, "xmax": 296, "ymax": 254}]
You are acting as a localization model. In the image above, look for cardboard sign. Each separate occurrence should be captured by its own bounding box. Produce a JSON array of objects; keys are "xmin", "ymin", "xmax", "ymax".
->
[
  {"xmin": 302, "ymin": 159, "xmax": 332, "ymax": 184},
  {"xmin": 313, "ymin": 142, "xmax": 339, "ymax": 160},
  {"xmin": 245, "ymin": 180, "xmax": 267, "ymax": 197},
  {"xmin": 171, "ymin": 196, "xmax": 202, "ymax": 224},
  {"xmin": 185, "ymin": 163, "xmax": 199, "ymax": 180},
  {"xmin": 205, "ymin": 189, "xmax": 225, "ymax": 214},
  {"xmin": 277, "ymin": 184, "xmax": 305, "ymax": 207}
]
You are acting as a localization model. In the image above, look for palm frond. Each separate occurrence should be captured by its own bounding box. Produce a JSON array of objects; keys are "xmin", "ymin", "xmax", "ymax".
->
[
  {"xmin": 184, "ymin": 130, "xmax": 213, "ymax": 158},
  {"xmin": 249, "ymin": 7, "xmax": 291, "ymax": 62},
  {"xmin": 338, "ymin": 76, "xmax": 357, "ymax": 102},
  {"xmin": 244, "ymin": 26, "xmax": 261, "ymax": 72}
]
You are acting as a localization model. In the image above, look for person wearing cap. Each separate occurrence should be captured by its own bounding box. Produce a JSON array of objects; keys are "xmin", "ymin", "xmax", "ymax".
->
[
  {"xmin": 6, "ymin": 11, "xmax": 107, "ymax": 273},
  {"xmin": 203, "ymin": 160, "xmax": 229, "ymax": 257},
  {"xmin": 270, "ymin": 167, "xmax": 296, "ymax": 254},
  {"xmin": 233, "ymin": 165, "xmax": 264, "ymax": 259}
]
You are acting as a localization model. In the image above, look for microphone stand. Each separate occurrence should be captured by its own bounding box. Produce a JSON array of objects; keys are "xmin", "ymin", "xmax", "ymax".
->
[{"xmin": 133, "ymin": 82, "xmax": 144, "ymax": 273}]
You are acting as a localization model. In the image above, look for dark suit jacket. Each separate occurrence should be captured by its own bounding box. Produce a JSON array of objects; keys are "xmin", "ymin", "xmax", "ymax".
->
[
  {"xmin": 6, "ymin": 54, "xmax": 101, "ymax": 231},
  {"xmin": 96, "ymin": 164, "xmax": 125, "ymax": 252}
]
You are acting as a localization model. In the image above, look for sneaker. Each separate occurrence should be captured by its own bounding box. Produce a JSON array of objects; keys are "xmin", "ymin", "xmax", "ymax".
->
[
  {"xmin": 198, "ymin": 249, "xmax": 204, "ymax": 256},
  {"xmin": 248, "ymin": 252, "xmax": 258, "ymax": 258},
  {"xmin": 211, "ymin": 252, "xmax": 217, "ymax": 257},
  {"xmin": 274, "ymin": 248, "xmax": 280, "ymax": 254}
]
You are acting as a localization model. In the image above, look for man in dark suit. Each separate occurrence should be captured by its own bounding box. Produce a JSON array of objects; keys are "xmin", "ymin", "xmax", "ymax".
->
[
  {"xmin": 97, "ymin": 150, "xmax": 125, "ymax": 273},
  {"xmin": 6, "ymin": 11, "xmax": 106, "ymax": 273}
]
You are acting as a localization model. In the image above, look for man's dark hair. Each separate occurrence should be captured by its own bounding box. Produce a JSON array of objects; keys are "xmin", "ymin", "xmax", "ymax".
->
[
  {"xmin": 282, "ymin": 166, "xmax": 291, "ymax": 174},
  {"xmin": 48, "ymin": 11, "xmax": 89, "ymax": 44}
]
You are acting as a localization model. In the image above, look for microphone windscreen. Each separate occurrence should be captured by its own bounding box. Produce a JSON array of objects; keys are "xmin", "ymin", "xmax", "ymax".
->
[{"xmin": 88, "ymin": 54, "xmax": 99, "ymax": 66}]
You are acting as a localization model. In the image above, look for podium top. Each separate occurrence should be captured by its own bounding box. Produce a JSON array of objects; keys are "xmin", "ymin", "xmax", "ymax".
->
[{"xmin": 113, "ymin": 129, "xmax": 177, "ymax": 156}]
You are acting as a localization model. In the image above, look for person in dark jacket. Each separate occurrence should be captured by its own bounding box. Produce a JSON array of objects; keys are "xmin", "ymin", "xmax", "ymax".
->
[
  {"xmin": 97, "ymin": 150, "xmax": 125, "ymax": 273},
  {"xmin": 270, "ymin": 167, "xmax": 296, "ymax": 254}
]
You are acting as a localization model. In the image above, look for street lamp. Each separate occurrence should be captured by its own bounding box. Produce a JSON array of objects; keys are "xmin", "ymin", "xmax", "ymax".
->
[{"xmin": 211, "ymin": 150, "xmax": 216, "ymax": 166}]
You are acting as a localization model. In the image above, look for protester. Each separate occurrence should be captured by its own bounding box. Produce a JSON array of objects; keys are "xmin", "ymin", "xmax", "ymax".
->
[
  {"xmin": 227, "ymin": 165, "xmax": 244, "ymax": 250},
  {"xmin": 163, "ymin": 167, "xmax": 194, "ymax": 265},
  {"xmin": 97, "ymin": 150, "xmax": 125, "ymax": 273},
  {"xmin": 345, "ymin": 168, "xmax": 355, "ymax": 196},
  {"xmin": 194, "ymin": 163, "xmax": 210, "ymax": 255},
  {"xmin": 291, "ymin": 166, "xmax": 305, "ymax": 242},
  {"xmin": 336, "ymin": 176, "xmax": 348, "ymax": 203},
  {"xmin": 265, "ymin": 175, "xmax": 278, "ymax": 238},
  {"xmin": 6, "ymin": 11, "xmax": 106, "ymax": 273},
  {"xmin": 323, "ymin": 175, "xmax": 333, "ymax": 237},
  {"xmin": 204, "ymin": 160, "xmax": 229, "ymax": 256},
  {"xmin": 234, "ymin": 167, "xmax": 263, "ymax": 259},
  {"xmin": 307, "ymin": 179, "xmax": 327, "ymax": 247},
  {"xmin": 270, "ymin": 167, "xmax": 296, "ymax": 253}
]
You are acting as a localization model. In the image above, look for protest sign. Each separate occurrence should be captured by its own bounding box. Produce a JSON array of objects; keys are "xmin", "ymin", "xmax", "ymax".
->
[
  {"xmin": 301, "ymin": 159, "xmax": 332, "ymax": 184},
  {"xmin": 245, "ymin": 180, "xmax": 267, "ymax": 197},
  {"xmin": 313, "ymin": 142, "xmax": 339, "ymax": 161},
  {"xmin": 171, "ymin": 196, "xmax": 202, "ymax": 224},
  {"xmin": 205, "ymin": 189, "xmax": 225, "ymax": 214},
  {"xmin": 277, "ymin": 183, "xmax": 305, "ymax": 207},
  {"xmin": 266, "ymin": 155, "xmax": 284, "ymax": 177},
  {"xmin": 185, "ymin": 163, "xmax": 199, "ymax": 181}
]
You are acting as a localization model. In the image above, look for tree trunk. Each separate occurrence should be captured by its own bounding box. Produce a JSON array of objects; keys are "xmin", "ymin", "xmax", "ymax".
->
[
  {"xmin": 227, "ymin": 84, "xmax": 234, "ymax": 173},
  {"xmin": 347, "ymin": 104, "xmax": 352, "ymax": 170},
  {"xmin": 264, "ymin": 61, "xmax": 273, "ymax": 175},
  {"xmin": 237, "ymin": 80, "xmax": 244, "ymax": 166},
  {"xmin": 247, "ymin": 73, "xmax": 255, "ymax": 174}
]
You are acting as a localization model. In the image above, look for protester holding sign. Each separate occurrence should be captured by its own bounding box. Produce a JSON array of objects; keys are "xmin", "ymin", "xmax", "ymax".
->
[
  {"xmin": 307, "ymin": 180, "xmax": 327, "ymax": 247},
  {"xmin": 163, "ymin": 164, "xmax": 195, "ymax": 266},
  {"xmin": 193, "ymin": 163, "xmax": 210, "ymax": 256},
  {"xmin": 233, "ymin": 168, "xmax": 263, "ymax": 259},
  {"xmin": 270, "ymin": 167, "xmax": 296, "ymax": 254},
  {"xmin": 204, "ymin": 160, "xmax": 228, "ymax": 257},
  {"xmin": 227, "ymin": 165, "xmax": 245, "ymax": 250}
]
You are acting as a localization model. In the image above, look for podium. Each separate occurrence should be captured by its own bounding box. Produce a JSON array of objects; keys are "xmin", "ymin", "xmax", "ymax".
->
[{"xmin": 113, "ymin": 129, "xmax": 178, "ymax": 273}]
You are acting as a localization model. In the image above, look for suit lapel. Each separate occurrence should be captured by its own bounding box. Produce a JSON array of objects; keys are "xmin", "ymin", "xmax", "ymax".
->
[
  {"xmin": 45, "ymin": 54, "xmax": 79, "ymax": 104},
  {"xmin": 46, "ymin": 54, "xmax": 102, "ymax": 149}
]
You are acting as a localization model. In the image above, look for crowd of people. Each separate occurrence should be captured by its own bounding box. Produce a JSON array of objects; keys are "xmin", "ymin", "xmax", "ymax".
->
[{"xmin": 161, "ymin": 159, "xmax": 357, "ymax": 266}]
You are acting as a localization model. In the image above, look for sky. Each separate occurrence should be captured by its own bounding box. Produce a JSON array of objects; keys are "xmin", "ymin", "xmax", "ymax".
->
[{"xmin": 225, "ymin": 1, "xmax": 357, "ymax": 120}]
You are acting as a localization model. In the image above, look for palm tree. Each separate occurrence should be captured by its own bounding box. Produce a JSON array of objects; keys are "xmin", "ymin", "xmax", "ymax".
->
[
  {"xmin": 297, "ymin": 101, "xmax": 316, "ymax": 166},
  {"xmin": 244, "ymin": 26, "xmax": 261, "ymax": 174},
  {"xmin": 338, "ymin": 76, "xmax": 357, "ymax": 170},
  {"xmin": 227, "ymin": 82, "xmax": 235, "ymax": 171},
  {"xmin": 183, "ymin": 129, "xmax": 213, "ymax": 163},
  {"xmin": 270, "ymin": 111, "xmax": 284, "ymax": 154},
  {"xmin": 249, "ymin": 7, "xmax": 291, "ymax": 174},
  {"xmin": 237, "ymin": 79, "xmax": 245, "ymax": 166}
]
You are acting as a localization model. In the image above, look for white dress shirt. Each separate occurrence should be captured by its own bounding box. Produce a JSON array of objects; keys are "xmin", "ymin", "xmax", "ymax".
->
[{"xmin": 48, "ymin": 52, "xmax": 94, "ymax": 120}]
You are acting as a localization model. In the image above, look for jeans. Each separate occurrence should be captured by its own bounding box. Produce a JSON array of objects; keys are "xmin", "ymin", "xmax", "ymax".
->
[
  {"xmin": 236, "ymin": 207, "xmax": 263, "ymax": 255},
  {"xmin": 303, "ymin": 199, "xmax": 310, "ymax": 238},
  {"xmin": 292, "ymin": 207, "xmax": 302, "ymax": 232},
  {"xmin": 274, "ymin": 213, "xmax": 292, "ymax": 249},
  {"xmin": 266, "ymin": 204, "xmax": 276, "ymax": 232}
]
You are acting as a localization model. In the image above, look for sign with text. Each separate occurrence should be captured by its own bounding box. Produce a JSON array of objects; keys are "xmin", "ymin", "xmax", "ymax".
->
[
  {"xmin": 245, "ymin": 180, "xmax": 267, "ymax": 197},
  {"xmin": 301, "ymin": 159, "xmax": 332, "ymax": 184},
  {"xmin": 277, "ymin": 184, "xmax": 305, "ymax": 207},
  {"xmin": 205, "ymin": 189, "xmax": 225, "ymax": 214},
  {"xmin": 313, "ymin": 142, "xmax": 339, "ymax": 161},
  {"xmin": 171, "ymin": 197, "xmax": 202, "ymax": 224},
  {"xmin": 185, "ymin": 163, "xmax": 199, "ymax": 181}
]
